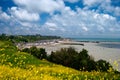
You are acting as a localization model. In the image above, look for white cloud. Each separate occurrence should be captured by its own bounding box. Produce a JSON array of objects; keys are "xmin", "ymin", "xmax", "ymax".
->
[
  {"xmin": 82, "ymin": 26, "xmax": 88, "ymax": 31},
  {"xmin": 19, "ymin": 22, "xmax": 32, "ymax": 27},
  {"xmin": 45, "ymin": 22, "xmax": 57, "ymax": 27},
  {"xmin": 45, "ymin": 22, "xmax": 58, "ymax": 31},
  {"xmin": 13, "ymin": 0, "xmax": 65, "ymax": 13},
  {"xmin": 99, "ymin": 4, "xmax": 120, "ymax": 17},
  {"xmin": 97, "ymin": 26, "xmax": 105, "ymax": 32},
  {"xmin": 83, "ymin": 0, "xmax": 100, "ymax": 7},
  {"xmin": 10, "ymin": 7, "xmax": 39, "ymax": 21},
  {"xmin": 83, "ymin": 0, "xmax": 120, "ymax": 17},
  {"xmin": 114, "ymin": 7, "xmax": 120, "ymax": 16},
  {"xmin": 0, "ymin": 0, "xmax": 120, "ymax": 37},
  {"xmin": 0, "ymin": 12, "xmax": 10, "ymax": 20},
  {"xmin": 42, "ymin": 7, "xmax": 120, "ymax": 36},
  {"xmin": 83, "ymin": 0, "xmax": 110, "ymax": 7},
  {"xmin": 0, "ymin": 8, "xmax": 10, "ymax": 20},
  {"xmin": 64, "ymin": 0, "xmax": 79, "ymax": 3}
]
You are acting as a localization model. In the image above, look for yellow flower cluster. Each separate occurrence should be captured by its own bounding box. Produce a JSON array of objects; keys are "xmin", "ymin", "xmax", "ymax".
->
[
  {"xmin": 0, "ymin": 41, "xmax": 120, "ymax": 80},
  {"xmin": 0, "ymin": 62, "xmax": 120, "ymax": 80},
  {"xmin": 0, "ymin": 48, "xmax": 5, "ymax": 51}
]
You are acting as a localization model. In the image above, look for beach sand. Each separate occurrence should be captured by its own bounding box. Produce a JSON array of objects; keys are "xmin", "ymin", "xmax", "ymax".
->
[
  {"xmin": 38, "ymin": 41, "xmax": 120, "ymax": 71},
  {"xmin": 21, "ymin": 41, "xmax": 120, "ymax": 71}
]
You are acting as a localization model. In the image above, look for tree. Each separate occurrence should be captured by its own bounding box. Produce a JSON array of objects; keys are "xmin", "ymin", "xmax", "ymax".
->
[
  {"xmin": 22, "ymin": 48, "xmax": 30, "ymax": 53},
  {"xmin": 48, "ymin": 47, "xmax": 111, "ymax": 72},
  {"xmin": 48, "ymin": 47, "xmax": 94, "ymax": 70},
  {"xmin": 48, "ymin": 47, "xmax": 79, "ymax": 68},
  {"xmin": 30, "ymin": 46, "xmax": 38, "ymax": 57},
  {"xmin": 22, "ymin": 46, "xmax": 47, "ymax": 60},
  {"xmin": 39, "ymin": 48, "xmax": 47, "ymax": 59}
]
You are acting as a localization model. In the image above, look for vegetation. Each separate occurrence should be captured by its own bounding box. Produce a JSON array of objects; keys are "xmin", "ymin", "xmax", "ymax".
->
[
  {"xmin": 0, "ymin": 40, "xmax": 120, "ymax": 79},
  {"xmin": 0, "ymin": 33, "xmax": 61, "ymax": 42},
  {"xmin": 47, "ymin": 47, "xmax": 113, "ymax": 72},
  {"xmin": 22, "ymin": 46, "xmax": 47, "ymax": 60}
]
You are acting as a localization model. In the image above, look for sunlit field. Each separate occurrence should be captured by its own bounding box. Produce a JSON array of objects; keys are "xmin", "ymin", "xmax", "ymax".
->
[{"xmin": 0, "ymin": 41, "xmax": 120, "ymax": 80}]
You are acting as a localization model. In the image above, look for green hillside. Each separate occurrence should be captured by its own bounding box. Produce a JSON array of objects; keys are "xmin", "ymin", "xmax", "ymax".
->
[{"xmin": 0, "ymin": 41, "xmax": 120, "ymax": 80}]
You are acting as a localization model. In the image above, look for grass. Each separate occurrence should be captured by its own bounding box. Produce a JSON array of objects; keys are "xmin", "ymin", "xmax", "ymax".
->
[{"xmin": 0, "ymin": 41, "xmax": 120, "ymax": 80}]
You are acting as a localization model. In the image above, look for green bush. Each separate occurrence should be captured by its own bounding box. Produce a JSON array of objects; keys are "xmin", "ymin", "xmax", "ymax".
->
[
  {"xmin": 22, "ymin": 46, "xmax": 114, "ymax": 72},
  {"xmin": 96, "ymin": 59, "xmax": 113, "ymax": 72},
  {"xmin": 48, "ymin": 47, "xmax": 113, "ymax": 72},
  {"xmin": 48, "ymin": 47, "xmax": 95, "ymax": 71},
  {"xmin": 22, "ymin": 46, "xmax": 47, "ymax": 60}
]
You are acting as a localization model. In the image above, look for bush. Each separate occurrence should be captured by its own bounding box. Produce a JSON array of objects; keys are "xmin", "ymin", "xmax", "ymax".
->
[
  {"xmin": 96, "ymin": 59, "xmax": 113, "ymax": 72},
  {"xmin": 22, "ymin": 46, "xmax": 47, "ymax": 60},
  {"xmin": 48, "ymin": 47, "xmax": 97, "ymax": 71},
  {"xmin": 78, "ymin": 49, "xmax": 97, "ymax": 71},
  {"xmin": 48, "ymin": 47, "xmax": 113, "ymax": 72},
  {"xmin": 22, "ymin": 46, "xmax": 114, "ymax": 72},
  {"xmin": 22, "ymin": 48, "xmax": 30, "ymax": 53}
]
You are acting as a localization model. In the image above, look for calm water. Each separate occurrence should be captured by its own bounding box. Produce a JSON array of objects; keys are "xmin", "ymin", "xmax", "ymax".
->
[
  {"xmin": 70, "ymin": 38, "xmax": 120, "ymax": 42},
  {"xmin": 70, "ymin": 38, "xmax": 120, "ymax": 49},
  {"xmin": 97, "ymin": 43, "xmax": 120, "ymax": 49}
]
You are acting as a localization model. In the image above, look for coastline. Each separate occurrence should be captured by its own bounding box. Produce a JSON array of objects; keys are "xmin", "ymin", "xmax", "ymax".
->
[{"xmin": 17, "ymin": 39, "xmax": 120, "ymax": 71}]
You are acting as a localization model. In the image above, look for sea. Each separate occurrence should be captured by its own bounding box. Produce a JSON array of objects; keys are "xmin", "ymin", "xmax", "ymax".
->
[{"xmin": 70, "ymin": 38, "xmax": 120, "ymax": 49}]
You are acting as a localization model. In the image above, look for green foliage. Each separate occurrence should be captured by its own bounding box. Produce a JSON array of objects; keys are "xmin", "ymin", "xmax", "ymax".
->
[
  {"xmin": 22, "ymin": 46, "xmax": 47, "ymax": 60},
  {"xmin": 96, "ymin": 59, "xmax": 113, "ymax": 72},
  {"xmin": 48, "ymin": 47, "xmax": 114, "ymax": 72},
  {"xmin": 0, "ymin": 41, "xmax": 46, "ymax": 68},
  {"xmin": 0, "ymin": 34, "xmax": 61, "ymax": 42},
  {"xmin": 22, "ymin": 48, "xmax": 30, "ymax": 53},
  {"xmin": 48, "ymin": 47, "xmax": 96, "ymax": 71},
  {"xmin": 48, "ymin": 47, "xmax": 78, "ymax": 68}
]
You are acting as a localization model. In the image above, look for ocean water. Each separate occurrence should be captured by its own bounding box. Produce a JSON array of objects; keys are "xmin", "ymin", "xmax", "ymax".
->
[
  {"xmin": 70, "ymin": 38, "xmax": 120, "ymax": 42},
  {"xmin": 97, "ymin": 43, "xmax": 120, "ymax": 49},
  {"xmin": 70, "ymin": 38, "xmax": 120, "ymax": 49}
]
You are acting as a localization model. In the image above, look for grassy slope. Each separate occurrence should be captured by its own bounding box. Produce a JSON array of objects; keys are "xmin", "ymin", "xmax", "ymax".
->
[{"xmin": 0, "ymin": 41, "xmax": 120, "ymax": 80}]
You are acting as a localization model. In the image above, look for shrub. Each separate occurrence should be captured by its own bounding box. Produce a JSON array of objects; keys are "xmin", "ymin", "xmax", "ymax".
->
[
  {"xmin": 48, "ymin": 47, "xmax": 79, "ymax": 69},
  {"xmin": 96, "ymin": 59, "xmax": 113, "ymax": 72},
  {"xmin": 22, "ymin": 46, "xmax": 47, "ymax": 60},
  {"xmin": 48, "ymin": 47, "xmax": 97, "ymax": 71},
  {"xmin": 22, "ymin": 48, "xmax": 30, "ymax": 53},
  {"xmin": 48, "ymin": 47, "xmax": 113, "ymax": 72},
  {"xmin": 39, "ymin": 48, "xmax": 47, "ymax": 59}
]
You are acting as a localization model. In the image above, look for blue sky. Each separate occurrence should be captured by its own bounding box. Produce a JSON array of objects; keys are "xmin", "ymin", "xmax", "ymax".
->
[{"xmin": 0, "ymin": 0, "xmax": 120, "ymax": 38}]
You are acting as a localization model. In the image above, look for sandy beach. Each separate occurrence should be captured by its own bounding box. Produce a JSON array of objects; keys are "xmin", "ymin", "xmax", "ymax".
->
[{"xmin": 19, "ymin": 40, "xmax": 120, "ymax": 71}]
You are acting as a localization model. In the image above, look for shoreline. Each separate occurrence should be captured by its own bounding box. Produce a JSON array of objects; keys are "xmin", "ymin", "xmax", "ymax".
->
[{"xmin": 17, "ymin": 40, "xmax": 120, "ymax": 71}]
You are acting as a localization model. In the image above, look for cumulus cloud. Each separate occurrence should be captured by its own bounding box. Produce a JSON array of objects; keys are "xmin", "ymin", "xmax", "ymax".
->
[
  {"xmin": 13, "ymin": 0, "xmax": 65, "ymax": 13},
  {"xmin": 82, "ymin": 26, "xmax": 88, "ymax": 31},
  {"xmin": 10, "ymin": 7, "xmax": 39, "ymax": 21},
  {"xmin": 64, "ymin": 0, "xmax": 79, "ymax": 3},
  {"xmin": 0, "ymin": 7, "xmax": 40, "ymax": 35},
  {"xmin": 83, "ymin": 0, "xmax": 110, "ymax": 7},
  {"xmin": 0, "ymin": 12, "xmax": 10, "ymax": 20},
  {"xmin": 83, "ymin": 0, "xmax": 120, "ymax": 17},
  {"xmin": 98, "ymin": 3, "xmax": 120, "ymax": 17},
  {"xmin": 42, "ymin": 7, "xmax": 120, "ymax": 36},
  {"xmin": 0, "ymin": 0, "xmax": 120, "ymax": 37},
  {"xmin": 45, "ymin": 22, "xmax": 58, "ymax": 31},
  {"xmin": 0, "ymin": 8, "xmax": 10, "ymax": 20}
]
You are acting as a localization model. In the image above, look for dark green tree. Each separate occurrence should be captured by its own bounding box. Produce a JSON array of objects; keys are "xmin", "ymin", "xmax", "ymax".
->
[
  {"xmin": 39, "ymin": 48, "xmax": 47, "ymax": 59},
  {"xmin": 22, "ymin": 48, "xmax": 30, "ymax": 53},
  {"xmin": 22, "ymin": 46, "xmax": 47, "ymax": 60}
]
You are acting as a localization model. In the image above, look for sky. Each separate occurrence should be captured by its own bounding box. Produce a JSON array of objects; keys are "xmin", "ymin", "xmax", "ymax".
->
[{"xmin": 0, "ymin": 0, "xmax": 120, "ymax": 38}]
